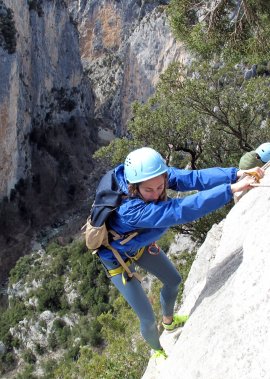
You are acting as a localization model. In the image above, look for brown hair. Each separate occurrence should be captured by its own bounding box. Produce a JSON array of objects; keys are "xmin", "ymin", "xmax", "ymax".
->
[{"xmin": 128, "ymin": 173, "xmax": 168, "ymax": 202}]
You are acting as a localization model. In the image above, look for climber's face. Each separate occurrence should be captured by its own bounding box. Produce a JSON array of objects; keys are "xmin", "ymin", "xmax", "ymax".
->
[{"xmin": 138, "ymin": 175, "xmax": 165, "ymax": 202}]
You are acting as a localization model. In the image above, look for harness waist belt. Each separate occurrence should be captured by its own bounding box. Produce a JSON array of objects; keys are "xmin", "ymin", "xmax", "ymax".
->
[{"xmin": 108, "ymin": 259, "xmax": 132, "ymax": 277}]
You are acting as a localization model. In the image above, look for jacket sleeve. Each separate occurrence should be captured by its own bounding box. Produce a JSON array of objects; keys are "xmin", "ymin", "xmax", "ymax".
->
[
  {"xmin": 119, "ymin": 183, "xmax": 233, "ymax": 229},
  {"xmin": 167, "ymin": 167, "xmax": 238, "ymax": 192}
]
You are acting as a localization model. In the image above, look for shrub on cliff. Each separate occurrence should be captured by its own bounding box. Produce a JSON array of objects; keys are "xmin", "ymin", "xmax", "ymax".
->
[{"xmin": 167, "ymin": 0, "xmax": 270, "ymax": 63}]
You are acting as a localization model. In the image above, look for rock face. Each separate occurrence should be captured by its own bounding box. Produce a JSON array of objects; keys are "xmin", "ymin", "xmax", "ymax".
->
[
  {"xmin": 0, "ymin": 0, "xmax": 189, "ymax": 287},
  {"xmin": 142, "ymin": 169, "xmax": 270, "ymax": 379},
  {"xmin": 0, "ymin": 0, "xmax": 96, "ymax": 286},
  {"xmin": 68, "ymin": 0, "xmax": 188, "ymax": 136},
  {"xmin": 0, "ymin": 0, "xmax": 95, "ymax": 198}
]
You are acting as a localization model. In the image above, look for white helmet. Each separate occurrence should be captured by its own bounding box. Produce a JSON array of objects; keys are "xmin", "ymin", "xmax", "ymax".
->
[
  {"xmin": 256, "ymin": 143, "xmax": 270, "ymax": 163},
  {"xmin": 124, "ymin": 147, "xmax": 168, "ymax": 183}
]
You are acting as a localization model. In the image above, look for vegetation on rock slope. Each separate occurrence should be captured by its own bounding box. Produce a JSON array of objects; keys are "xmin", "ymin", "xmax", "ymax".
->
[{"xmin": 0, "ymin": 233, "xmax": 195, "ymax": 378}]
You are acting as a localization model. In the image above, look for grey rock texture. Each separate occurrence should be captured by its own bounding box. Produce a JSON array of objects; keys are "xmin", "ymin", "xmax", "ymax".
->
[
  {"xmin": 0, "ymin": 0, "xmax": 94, "ymax": 198},
  {"xmin": 0, "ymin": 0, "xmax": 96, "ymax": 286},
  {"xmin": 142, "ymin": 168, "xmax": 270, "ymax": 379},
  {"xmin": 69, "ymin": 0, "xmax": 188, "ymax": 135},
  {"xmin": 0, "ymin": 0, "xmax": 190, "ymax": 288}
]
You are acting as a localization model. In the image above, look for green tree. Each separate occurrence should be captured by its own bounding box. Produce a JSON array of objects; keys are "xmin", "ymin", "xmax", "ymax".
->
[
  {"xmin": 167, "ymin": 0, "xmax": 270, "ymax": 62},
  {"xmin": 95, "ymin": 62, "xmax": 270, "ymax": 169}
]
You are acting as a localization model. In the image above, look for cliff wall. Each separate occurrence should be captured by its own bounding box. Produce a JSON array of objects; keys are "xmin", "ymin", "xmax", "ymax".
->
[
  {"xmin": 0, "ymin": 0, "xmax": 189, "ymax": 292},
  {"xmin": 0, "ymin": 0, "xmax": 95, "ymax": 198},
  {"xmin": 0, "ymin": 0, "xmax": 96, "ymax": 285},
  {"xmin": 69, "ymin": 0, "xmax": 188, "ymax": 137}
]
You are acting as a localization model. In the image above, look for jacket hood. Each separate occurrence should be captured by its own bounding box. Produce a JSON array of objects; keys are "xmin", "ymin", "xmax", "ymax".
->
[{"xmin": 114, "ymin": 164, "xmax": 129, "ymax": 194}]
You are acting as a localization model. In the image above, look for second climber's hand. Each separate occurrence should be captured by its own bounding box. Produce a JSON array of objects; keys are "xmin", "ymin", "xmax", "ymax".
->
[{"xmin": 237, "ymin": 167, "xmax": 265, "ymax": 182}]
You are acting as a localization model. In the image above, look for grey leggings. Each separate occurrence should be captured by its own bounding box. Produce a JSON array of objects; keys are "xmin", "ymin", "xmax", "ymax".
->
[{"xmin": 99, "ymin": 248, "xmax": 182, "ymax": 350}]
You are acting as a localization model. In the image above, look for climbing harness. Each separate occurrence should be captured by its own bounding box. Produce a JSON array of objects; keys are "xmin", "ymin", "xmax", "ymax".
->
[
  {"xmin": 107, "ymin": 259, "xmax": 132, "ymax": 277},
  {"xmin": 102, "ymin": 243, "xmax": 161, "ymax": 284},
  {"xmin": 125, "ymin": 246, "xmax": 145, "ymax": 261},
  {"xmin": 92, "ymin": 231, "xmax": 143, "ymax": 284},
  {"xmin": 106, "ymin": 246, "xmax": 146, "ymax": 285}
]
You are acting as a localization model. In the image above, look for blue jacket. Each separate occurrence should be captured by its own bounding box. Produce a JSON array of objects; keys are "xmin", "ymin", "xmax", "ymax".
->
[{"xmin": 98, "ymin": 164, "xmax": 238, "ymax": 261}]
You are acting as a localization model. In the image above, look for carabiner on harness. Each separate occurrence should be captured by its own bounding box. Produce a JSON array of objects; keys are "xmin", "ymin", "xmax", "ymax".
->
[
  {"xmin": 122, "ymin": 270, "xmax": 133, "ymax": 285},
  {"xmin": 148, "ymin": 242, "xmax": 160, "ymax": 256}
]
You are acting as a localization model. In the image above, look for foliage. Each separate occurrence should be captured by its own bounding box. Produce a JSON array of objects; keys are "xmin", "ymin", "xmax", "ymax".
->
[
  {"xmin": 0, "ymin": 301, "xmax": 29, "ymax": 374},
  {"xmin": 0, "ymin": 351, "xmax": 15, "ymax": 375},
  {"xmin": 0, "ymin": 301, "xmax": 29, "ymax": 342},
  {"xmin": 93, "ymin": 137, "xmax": 139, "ymax": 167},
  {"xmin": 157, "ymin": 229, "xmax": 175, "ymax": 252},
  {"xmin": 167, "ymin": 0, "xmax": 270, "ymax": 63},
  {"xmin": 15, "ymin": 364, "xmax": 37, "ymax": 379},
  {"xmin": 36, "ymin": 277, "xmax": 67, "ymax": 312},
  {"xmin": 9, "ymin": 254, "xmax": 36, "ymax": 284},
  {"xmin": 54, "ymin": 296, "xmax": 149, "ymax": 379},
  {"xmin": 173, "ymin": 250, "xmax": 197, "ymax": 305},
  {"xmin": 40, "ymin": 359, "xmax": 58, "ymax": 379},
  {"xmin": 86, "ymin": 319, "xmax": 103, "ymax": 346},
  {"xmin": 68, "ymin": 241, "xmax": 111, "ymax": 316},
  {"xmin": 0, "ymin": 239, "xmax": 112, "ymax": 375},
  {"xmin": 95, "ymin": 62, "xmax": 270, "ymax": 170},
  {"xmin": 47, "ymin": 319, "xmax": 71, "ymax": 349},
  {"xmin": 22, "ymin": 349, "xmax": 36, "ymax": 364}
]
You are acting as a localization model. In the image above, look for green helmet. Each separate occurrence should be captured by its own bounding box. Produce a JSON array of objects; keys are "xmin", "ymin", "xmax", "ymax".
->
[{"xmin": 124, "ymin": 147, "xmax": 168, "ymax": 184}]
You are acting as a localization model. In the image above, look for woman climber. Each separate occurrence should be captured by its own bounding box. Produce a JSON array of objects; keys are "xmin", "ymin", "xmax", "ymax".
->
[{"xmin": 96, "ymin": 147, "xmax": 264, "ymax": 360}]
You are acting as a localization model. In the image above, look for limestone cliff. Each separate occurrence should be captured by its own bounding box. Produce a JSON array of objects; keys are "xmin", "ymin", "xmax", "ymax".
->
[
  {"xmin": 0, "ymin": 0, "xmax": 96, "ymax": 286},
  {"xmin": 0, "ymin": 0, "xmax": 95, "ymax": 198},
  {"xmin": 0, "ymin": 0, "xmax": 189, "ymax": 288},
  {"xmin": 68, "ymin": 0, "xmax": 188, "ymax": 137},
  {"xmin": 142, "ymin": 169, "xmax": 270, "ymax": 379}
]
